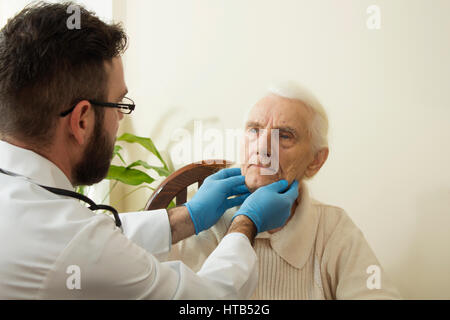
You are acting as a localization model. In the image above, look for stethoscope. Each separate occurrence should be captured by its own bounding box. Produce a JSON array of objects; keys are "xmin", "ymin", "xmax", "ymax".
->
[{"xmin": 0, "ymin": 168, "xmax": 123, "ymax": 231}]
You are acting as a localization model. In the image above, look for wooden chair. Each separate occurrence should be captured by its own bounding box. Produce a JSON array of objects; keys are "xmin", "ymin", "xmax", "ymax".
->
[{"xmin": 144, "ymin": 160, "xmax": 233, "ymax": 210}]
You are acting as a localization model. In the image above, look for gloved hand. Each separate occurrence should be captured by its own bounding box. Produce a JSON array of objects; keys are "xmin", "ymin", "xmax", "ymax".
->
[
  {"xmin": 184, "ymin": 167, "xmax": 250, "ymax": 234},
  {"xmin": 232, "ymin": 180, "xmax": 299, "ymax": 233}
]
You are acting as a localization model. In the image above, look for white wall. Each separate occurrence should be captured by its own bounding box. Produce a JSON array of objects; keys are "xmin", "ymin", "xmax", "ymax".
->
[{"xmin": 116, "ymin": 0, "xmax": 450, "ymax": 299}]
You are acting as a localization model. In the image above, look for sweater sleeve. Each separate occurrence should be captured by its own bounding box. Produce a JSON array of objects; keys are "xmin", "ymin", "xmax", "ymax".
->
[{"xmin": 319, "ymin": 208, "xmax": 402, "ymax": 300}]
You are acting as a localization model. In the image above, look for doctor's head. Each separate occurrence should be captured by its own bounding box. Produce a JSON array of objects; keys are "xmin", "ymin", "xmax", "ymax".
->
[
  {"xmin": 0, "ymin": 2, "xmax": 129, "ymax": 186},
  {"xmin": 240, "ymin": 82, "xmax": 329, "ymax": 193}
]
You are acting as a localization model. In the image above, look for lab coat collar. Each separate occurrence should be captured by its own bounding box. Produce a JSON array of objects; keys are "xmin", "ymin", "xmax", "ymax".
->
[
  {"xmin": 0, "ymin": 140, "xmax": 74, "ymax": 190},
  {"xmin": 255, "ymin": 182, "xmax": 319, "ymax": 270}
]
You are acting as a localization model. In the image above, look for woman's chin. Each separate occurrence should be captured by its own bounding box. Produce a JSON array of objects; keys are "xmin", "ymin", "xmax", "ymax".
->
[{"xmin": 245, "ymin": 172, "xmax": 280, "ymax": 193}]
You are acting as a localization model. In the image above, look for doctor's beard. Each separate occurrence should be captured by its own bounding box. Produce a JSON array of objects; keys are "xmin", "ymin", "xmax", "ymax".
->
[{"xmin": 72, "ymin": 113, "xmax": 115, "ymax": 186}]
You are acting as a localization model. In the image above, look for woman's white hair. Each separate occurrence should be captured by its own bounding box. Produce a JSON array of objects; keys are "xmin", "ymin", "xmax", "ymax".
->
[{"xmin": 268, "ymin": 81, "xmax": 329, "ymax": 154}]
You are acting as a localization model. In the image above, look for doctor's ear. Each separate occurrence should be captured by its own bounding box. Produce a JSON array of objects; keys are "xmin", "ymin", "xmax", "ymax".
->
[
  {"xmin": 67, "ymin": 100, "xmax": 95, "ymax": 146},
  {"xmin": 304, "ymin": 147, "xmax": 329, "ymax": 179}
]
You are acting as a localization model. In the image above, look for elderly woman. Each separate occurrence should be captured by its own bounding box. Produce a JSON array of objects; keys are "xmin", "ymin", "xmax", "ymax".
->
[{"xmin": 169, "ymin": 82, "xmax": 401, "ymax": 299}]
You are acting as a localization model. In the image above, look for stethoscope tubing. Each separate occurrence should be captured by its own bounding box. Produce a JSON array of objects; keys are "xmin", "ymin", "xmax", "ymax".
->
[{"xmin": 0, "ymin": 168, "xmax": 123, "ymax": 231}]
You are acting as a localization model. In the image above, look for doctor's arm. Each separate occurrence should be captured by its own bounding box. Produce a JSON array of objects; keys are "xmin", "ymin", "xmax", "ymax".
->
[
  {"xmin": 39, "ymin": 178, "xmax": 299, "ymax": 299},
  {"xmin": 39, "ymin": 215, "xmax": 258, "ymax": 300}
]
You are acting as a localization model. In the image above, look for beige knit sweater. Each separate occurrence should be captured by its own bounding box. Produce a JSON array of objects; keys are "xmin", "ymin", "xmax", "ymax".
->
[{"xmin": 169, "ymin": 184, "xmax": 401, "ymax": 299}]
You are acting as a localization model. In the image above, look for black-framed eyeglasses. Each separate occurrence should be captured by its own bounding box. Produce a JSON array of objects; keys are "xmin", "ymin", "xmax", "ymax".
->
[{"xmin": 59, "ymin": 97, "xmax": 136, "ymax": 117}]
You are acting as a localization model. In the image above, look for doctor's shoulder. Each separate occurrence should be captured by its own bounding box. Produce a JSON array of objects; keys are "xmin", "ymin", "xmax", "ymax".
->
[
  {"xmin": 0, "ymin": 175, "xmax": 121, "ymax": 299},
  {"xmin": 0, "ymin": 174, "xmax": 98, "ymax": 227},
  {"xmin": 1, "ymin": 173, "xmax": 117, "ymax": 252}
]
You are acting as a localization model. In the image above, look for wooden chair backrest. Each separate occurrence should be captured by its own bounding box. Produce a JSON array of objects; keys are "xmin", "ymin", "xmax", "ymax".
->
[{"xmin": 144, "ymin": 160, "xmax": 232, "ymax": 210}]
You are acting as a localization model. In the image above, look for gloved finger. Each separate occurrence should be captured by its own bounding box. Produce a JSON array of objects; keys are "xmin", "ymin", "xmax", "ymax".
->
[
  {"xmin": 221, "ymin": 174, "xmax": 246, "ymax": 187},
  {"xmin": 208, "ymin": 167, "xmax": 242, "ymax": 180},
  {"xmin": 221, "ymin": 175, "xmax": 248, "ymax": 196},
  {"xmin": 231, "ymin": 184, "xmax": 250, "ymax": 195},
  {"xmin": 262, "ymin": 179, "xmax": 289, "ymax": 193},
  {"xmin": 283, "ymin": 180, "xmax": 299, "ymax": 200},
  {"xmin": 224, "ymin": 193, "xmax": 251, "ymax": 210}
]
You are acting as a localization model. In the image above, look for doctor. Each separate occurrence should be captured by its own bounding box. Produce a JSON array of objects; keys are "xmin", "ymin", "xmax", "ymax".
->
[{"xmin": 0, "ymin": 2, "xmax": 298, "ymax": 299}]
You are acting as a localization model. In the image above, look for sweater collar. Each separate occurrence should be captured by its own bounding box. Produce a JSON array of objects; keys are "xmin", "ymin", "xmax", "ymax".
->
[
  {"xmin": 255, "ymin": 182, "xmax": 319, "ymax": 270},
  {"xmin": 0, "ymin": 140, "xmax": 74, "ymax": 190}
]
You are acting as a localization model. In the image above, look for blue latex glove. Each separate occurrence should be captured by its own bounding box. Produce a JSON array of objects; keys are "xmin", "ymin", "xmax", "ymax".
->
[
  {"xmin": 184, "ymin": 167, "xmax": 250, "ymax": 234},
  {"xmin": 232, "ymin": 180, "xmax": 299, "ymax": 233}
]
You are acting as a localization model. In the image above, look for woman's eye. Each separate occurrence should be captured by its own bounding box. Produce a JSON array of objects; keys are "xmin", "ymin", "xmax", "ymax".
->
[
  {"xmin": 249, "ymin": 128, "xmax": 259, "ymax": 134},
  {"xmin": 280, "ymin": 134, "xmax": 291, "ymax": 139}
]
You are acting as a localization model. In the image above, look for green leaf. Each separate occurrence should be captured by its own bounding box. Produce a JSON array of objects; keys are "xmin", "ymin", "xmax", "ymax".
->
[
  {"xmin": 106, "ymin": 165, "xmax": 155, "ymax": 186},
  {"xmin": 167, "ymin": 200, "xmax": 176, "ymax": 209},
  {"xmin": 117, "ymin": 133, "xmax": 168, "ymax": 170},
  {"xmin": 113, "ymin": 145, "xmax": 126, "ymax": 165},
  {"xmin": 127, "ymin": 160, "xmax": 170, "ymax": 177},
  {"xmin": 76, "ymin": 185, "xmax": 87, "ymax": 195}
]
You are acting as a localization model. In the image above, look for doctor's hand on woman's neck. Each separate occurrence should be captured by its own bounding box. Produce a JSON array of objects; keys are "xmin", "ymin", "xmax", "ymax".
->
[
  {"xmin": 171, "ymin": 171, "xmax": 299, "ymax": 246},
  {"xmin": 169, "ymin": 167, "xmax": 252, "ymax": 244}
]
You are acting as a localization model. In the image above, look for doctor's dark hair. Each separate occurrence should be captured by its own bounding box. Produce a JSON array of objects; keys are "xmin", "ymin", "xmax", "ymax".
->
[{"xmin": 0, "ymin": 1, "xmax": 128, "ymax": 146}]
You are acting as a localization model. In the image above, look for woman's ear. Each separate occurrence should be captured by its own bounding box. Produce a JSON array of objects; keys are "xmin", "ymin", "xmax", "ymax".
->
[
  {"xmin": 304, "ymin": 147, "xmax": 329, "ymax": 179},
  {"xmin": 68, "ymin": 100, "xmax": 94, "ymax": 146}
]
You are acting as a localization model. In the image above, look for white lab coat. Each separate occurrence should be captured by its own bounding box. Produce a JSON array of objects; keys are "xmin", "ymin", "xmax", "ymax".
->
[{"xmin": 0, "ymin": 140, "xmax": 257, "ymax": 299}]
